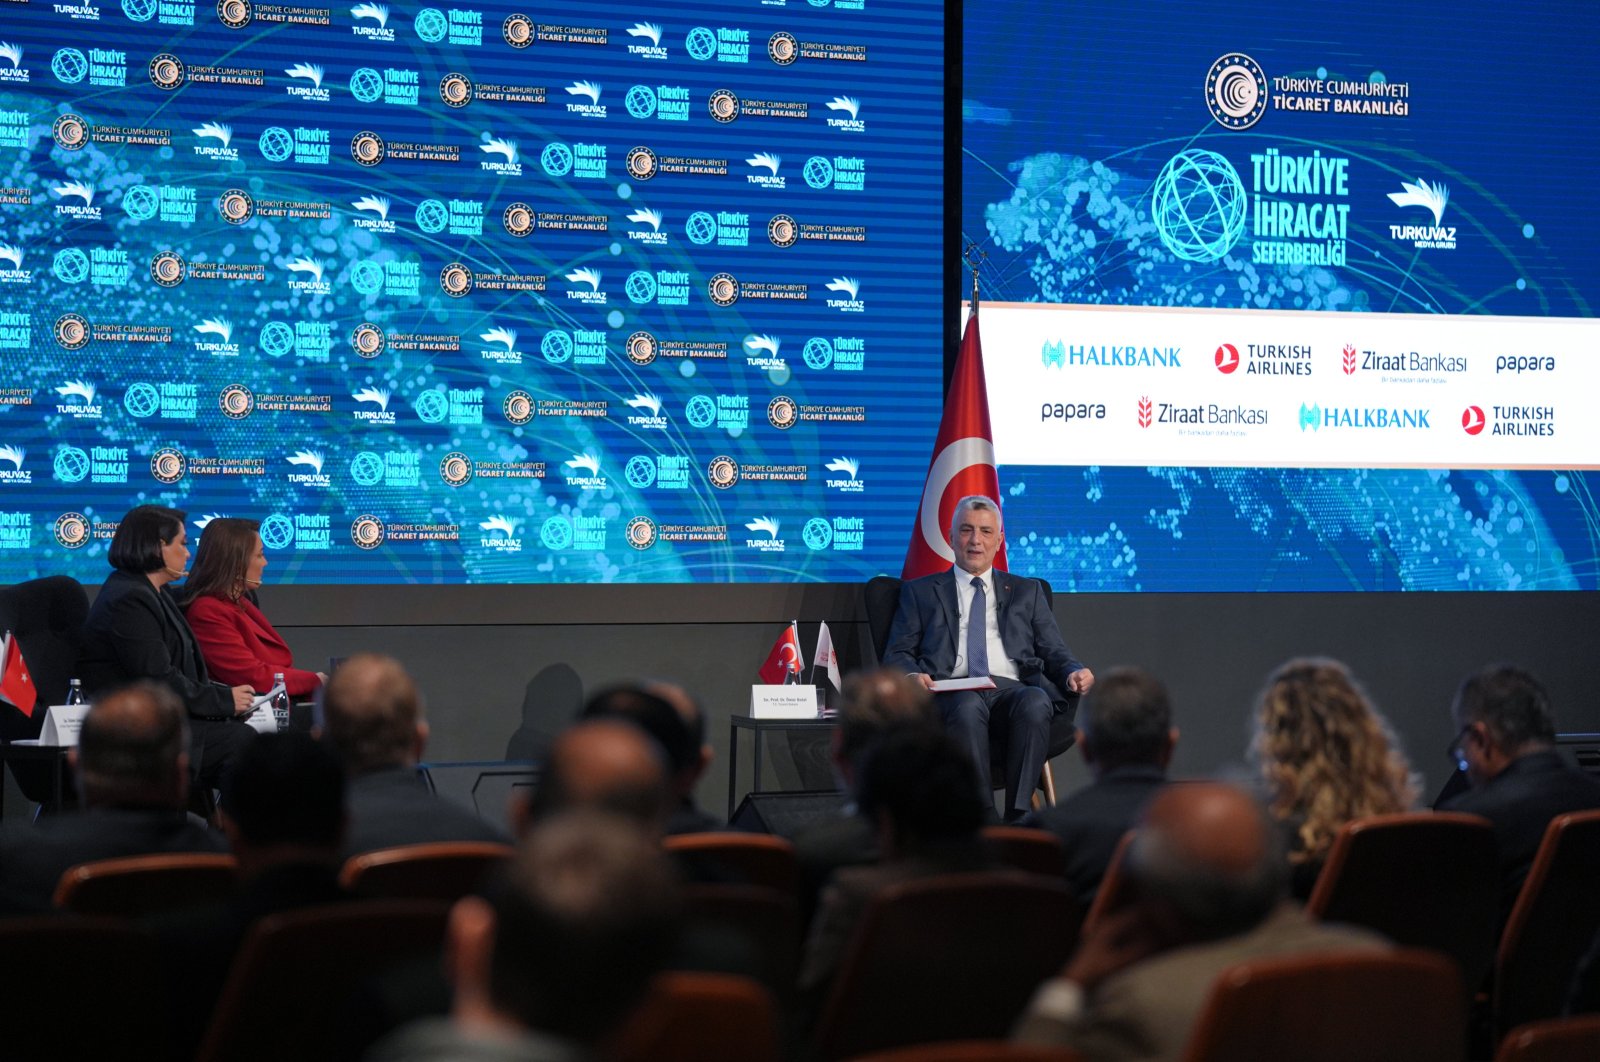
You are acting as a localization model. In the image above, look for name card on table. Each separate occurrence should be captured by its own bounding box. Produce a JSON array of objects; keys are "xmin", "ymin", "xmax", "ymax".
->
[
  {"xmin": 750, "ymin": 684, "xmax": 822, "ymax": 719},
  {"xmin": 39, "ymin": 704, "xmax": 91, "ymax": 746}
]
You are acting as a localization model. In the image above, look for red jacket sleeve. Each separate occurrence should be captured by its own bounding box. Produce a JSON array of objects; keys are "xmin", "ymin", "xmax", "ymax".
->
[{"xmin": 184, "ymin": 594, "xmax": 322, "ymax": 697}]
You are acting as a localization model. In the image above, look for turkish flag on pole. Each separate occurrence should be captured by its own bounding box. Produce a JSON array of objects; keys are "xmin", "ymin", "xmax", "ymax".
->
[
  {"xmin": 0, "ymin": 631, "xmax": 38, "ymax": 718},
  {"xmin": 901, "ymin": 302, "xmax": 1006, "ymax": 579},
  {"xmin": 757, "ymin": 622, "xmax": 805, "ymax": 684}
]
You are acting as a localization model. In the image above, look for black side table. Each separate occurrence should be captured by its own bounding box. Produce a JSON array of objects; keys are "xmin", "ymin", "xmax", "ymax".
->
[{"xmin": 727, "ymin": 714, "xmax": 837, "ymax": 819}]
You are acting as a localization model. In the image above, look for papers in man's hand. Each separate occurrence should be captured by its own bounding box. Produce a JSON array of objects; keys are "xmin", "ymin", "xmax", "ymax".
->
[
  {"xmin": 927, "ymin": 676, "xmax": 997, "ymax": 692},
  {"xmin": 249, "ymin": 682, "xmax": 286, "ymax": 710},
  {"xmin": 243, "ymin": 683, "xmax": 288, "ymax": 734}
]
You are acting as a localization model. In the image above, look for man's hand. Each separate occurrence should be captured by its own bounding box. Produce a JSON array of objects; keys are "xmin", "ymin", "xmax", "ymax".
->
[
  {"xmin": 231, "ymin": 685, "xmax": 256, "ymax": 716},
  {"xmin": 1062, "ymin": 905, "xmax": 1162, "ymax": 992},
  {"xmin": 1068, "ymin": 668, "xmax": 1095, "ymax": 695},
  {"xmin": 910, "ymin": 673, "xmax": 936, "ymax": 690}
]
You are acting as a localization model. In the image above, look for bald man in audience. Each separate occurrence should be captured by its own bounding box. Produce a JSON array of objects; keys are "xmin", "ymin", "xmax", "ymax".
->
[
  {"xmin": 520, "ymin": 717, "xmax": 674, "ymax": 833},
  {"xmin": 370, "ymin": 810, "xmax": 680, "ymax": 1062},
  {"xmin": 318, "ymin": 653, "xmax": 508, "ymax": 857},
  {"xmin": 1013, "ymin": 783, "xmax": 1388, "ymax": 1062},
  {"xmin": 580, "ymin": 681, "xmax": 721, "ymax": 834},
  {"xmin": 0, "ymin": 682, "xmax": 225, "ymax": 913}
]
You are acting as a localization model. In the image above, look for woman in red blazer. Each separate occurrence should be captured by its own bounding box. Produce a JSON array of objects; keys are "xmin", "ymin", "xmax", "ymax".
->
[{"xmin": 180, "ymin": 518, "xmax": 325, "ymax": 699}]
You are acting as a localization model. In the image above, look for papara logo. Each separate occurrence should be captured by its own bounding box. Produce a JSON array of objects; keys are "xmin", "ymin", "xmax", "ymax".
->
[
  {"xmin": 1137, "ymin": 396, "xmax": 1153, "ymax": 428},
  {"xmin": 1342, "ymin": 344, "xmax": 1357, "ymax": 375},
  {"xmin": 1214, "ymin": 343, "xmax": 1240, "ymax": 374},
  {"xmin": 194, "ymin": 318, "xmax": 233, "ymax": 343},
  {"xmin": 1462, "ymin": 405, "xmax": 1486, "ymax": 436},
  {"xmin": 353, "ymin": 386, "xmax": 390, "ymax": 410},
  {"xmin": 286, "ymin": 63, "xmax": 323, "ymax": 89},
  {"xmin": 1388, "ymin": 178, "xmax": 1449, "ymax": 227},
  {"xmin": 626, "ymin": 22, "xmax": 661, "ymax": 46},
  {"xmin": 747, "ymin": 152, "xmax": 780, "ymax": 175}
]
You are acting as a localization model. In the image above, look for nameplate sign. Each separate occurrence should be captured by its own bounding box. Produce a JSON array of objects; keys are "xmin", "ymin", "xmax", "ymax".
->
[
  {"xmin": 39, "ymin": 704, "xmax": 90, "ymax": 746},
  {"xmin": 749, "ymin": 685, "xmax": 820, "ymax": 719}
]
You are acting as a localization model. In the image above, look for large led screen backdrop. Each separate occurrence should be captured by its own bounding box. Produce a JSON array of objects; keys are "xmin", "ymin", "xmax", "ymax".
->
[
  {"xmin": 964, "ymin": 1, "xmax": 1600, "ymax": 592},
  {"xmin": 0, "ymin": 0, "xmax": 944, "ymax": 583}
]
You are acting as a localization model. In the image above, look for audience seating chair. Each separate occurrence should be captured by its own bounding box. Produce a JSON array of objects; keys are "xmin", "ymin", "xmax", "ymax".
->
[
  {"xmin": 1181, "ymin": 948, "xmax": 1464, "ymax": 1062},
  {"xmin": 0, "ymin": 915, "xmax": 167, "ymax": 1060},
  {"xmin": 1081, "ymin": 830, "xmax": 1134, "ymax": 936},
  {"xmin": 1493, "ymin": 809, "xmax": 1600, "ymax": 1040},
  {"xmin": 609, "ymin": 971, "xmax": 781, "ymax": 1062},
  {"xmin": 195, "ymin": 899, "xmax": 453, "ymax": 1062},
  {"xmin": 1494, "ymin": 1015, "xmax": 1600, "ymax": 1062},
  {"xmin": 54, "ymin": 852, "xmax": 239, "ymax": 916},
  {"xmin": 982, "ymin": 825, "xmax": 1067, "ymax": 878},
  {"xmin": 1305, "ymin": 811, "xmax": 1499, "ymax": 992},
  {"xmin": 813, "ymin": 871, "xmax": 1084, "ymax": 1061},
  {"xmin": 864, "ymin": 574, "xmax": 1077, "ymax": 808},
  {"xmin": 681, "ymin": 882, "xmax": 800, "ymax": 1001},
  {"xmin": 338, "ymin": 840, "xmax": 514, "ymax": 901},
  {"xmin": 664, "ymin": 831, "xmax": 799, "ymax": 895},
  {"xmin": 845, "ymin": 1043, "xmax": 1086, "ymax": 1062}
]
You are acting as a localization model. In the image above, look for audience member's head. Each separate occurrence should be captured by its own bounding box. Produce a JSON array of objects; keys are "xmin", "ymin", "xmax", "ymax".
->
[
  {"xmin": 318, "ymin": 653, "xmax": 427, "ymax": 775},
  {"xmin": 1077, "ymin": 667, "xmax": 1177, "ymax": 774},
  {"xmin": 1251, "ymin": 657, "xmax": 1418, "ymax": 871},
  {"xmin": 833, "ymin": 667, "xmax": 939, "ymax": 793},
  {"xmin": 445, "ymin": 810, "xmax": 680, "ymax": 1045},
  {"xmin": 856, "ymin": 725, "xmax": 985, "ymax": 855},
  {"xmin": 1451, "ymin": 663, "xmax": 1557, "ymax": 785},
  {"xmin": 75, "ymin": 681, "xmax": 190, "ymax": 809},
  {"xmin": 1126, "ymin": 782, "xmax": 1287, "ymax": 945},
  {"xmin": 581, "ymin": 681, "xmax": 709, "ymax": 800},
  {"xmin": 523, "ymin": 719, "xmax": 672, "ymax": 832},
  {"xmin": 220, "ymin": 731, "xmax": 346, "ymax": 872}
]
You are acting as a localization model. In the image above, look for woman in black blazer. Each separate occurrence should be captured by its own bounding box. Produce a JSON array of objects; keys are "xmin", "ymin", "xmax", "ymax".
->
[{"xmin": 78, "ymin": 505, "xmax": 255, "ymax": 794}]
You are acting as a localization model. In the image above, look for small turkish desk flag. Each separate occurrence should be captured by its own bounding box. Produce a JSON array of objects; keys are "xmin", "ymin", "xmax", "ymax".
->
[
  {"xmin": 0, "ymin": 631, "xmax": 39, "ymax": 718},
  {"xmin": 758, "ymin": 622, "xmax": 805, "ymax": 685}
]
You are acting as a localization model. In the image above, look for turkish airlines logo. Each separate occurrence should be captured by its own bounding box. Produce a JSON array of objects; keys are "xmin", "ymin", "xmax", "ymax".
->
[
  {"xmin": 1137, "ymin": 396, "xmax": 1153, "ymax": 428},
  {"xmin": 1342, "ymin": 344, "xmax": 1357, "ymax": 375},
  {"xmin": 1461, "ymin": 405, "xmax": 1485, "ymax": 435},
  {"xmin": 1214, "ymin": 343, "xmax": 1240, "ymax": 374}
]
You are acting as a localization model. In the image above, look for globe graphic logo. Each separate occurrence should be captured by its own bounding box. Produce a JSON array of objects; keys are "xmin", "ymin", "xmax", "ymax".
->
[
  {"xmin": 1151, "ymin": 149, "xmax": 1247, "ymax": 263},
  {"xmin": 625, "ymin": 270, "xmax": 657, "ymax": 305},
  {"xmin": 52, "ymin": 49, "xmax": 88, "ymax": 84},
  {"xmin": 541, "ymin": 330, "xmax": 573, "ymax": 364},
  {"xmin": 122, "ymin": 0, "xmax": 158, "ymax": 21},
  {"xmin": 625, "ymin": 85, "xmax": 657, "ymax": 119},
  {"xmin": 259, "ymin": 514, "xmax": 295, "ymax": 551},
  {"xmin": 803, "ymin": 337, "xmax": 835, "ymax": 370},
  {"xmin": 350, "ymin": 67, "xmax": 385, "ymax": 103},
  {"xmin": 804, "ymin": 156, "xmax": 835, "ymax": 190},
  {"xmin": 349, "ymin": 451, "xmax": 385, "ymax": 486},
  {"xmin": 685, "ymin": 211, "xmax": 718, "ymax": 245},
  {"xmin": 414, "ymin": 8, "xmax": 448, "ymax": 41},
  {"xmin": 624, "ymin": 456, "xmax": 656, "ymax": 488},
  {"xmin": 685, "ymin": 395, "xmax": 716, "ymax": 428},
  {"xmin": 350, "ymin": 260, "xmax": 385, "ymax": 295},
  {"xmin": 123, "ymin": 383, "xmax": 161, "ymax": 418},
  {"xmin": 123, "ymin": 185, "xmax": 159, "ymax": 221},
  {"xmin": 52, "ymin": 249, "xmax": 91, "ymax": 285},
  {"xmin": 259, "ymin": 321, "xmax": 295, "ymax": 358},
  {"xmin": 258, "ymin": 126, "xmax": 294, "ymax": 162},
  {"xmin": 540, "ymin": 516, "xmax": 573, "ymax": 551},
  {"xmin": 414, "ymin": 389, "xmax": 450, "ymax": 424},
  {"xmin": 540, "ymin": 142, "xmax": 573, "ymax": 177},
  {"xmin": 685, "ymin": 26, "xmax": 718, "ymax": 61},
  {"xmin": 414, "ymin": 199, "xmax": 449, "ymax": 234},
  {"xmin": 54, "ymin": 446, "xmax": 91, "ymax": 483},
  {"xmin": 808, "ymin": 0, "xmax": 831, "ymax": 7},
  {"xmin": 803, "ymin": 518, "xmax": 834, "ymax": 551}
]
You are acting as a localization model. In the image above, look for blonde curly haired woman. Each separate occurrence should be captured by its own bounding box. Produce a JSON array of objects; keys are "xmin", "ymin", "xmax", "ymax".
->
[{"xmin": 1252, "ymin": 657, "xmax": 1420, "ymax": 898}]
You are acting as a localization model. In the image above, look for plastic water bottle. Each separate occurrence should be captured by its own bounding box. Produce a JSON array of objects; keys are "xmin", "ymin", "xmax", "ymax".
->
[
  {"xmin": 64, "ymin": 678, "xmax": 86, "ymax": 706},
  {"xmin": 271, "ymin": 672, "xmax": 290, "ymax": 731}
]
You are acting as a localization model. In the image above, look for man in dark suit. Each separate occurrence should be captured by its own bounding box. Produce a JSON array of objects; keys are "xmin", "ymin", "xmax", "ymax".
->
[
  {"xmin": 319, "ymin": 653, "xmax": 509, "ymax": 857},
  {"xmin": 0, "ymin": 682, "xmax": 226, "ymax": 913},
  {"xmin": 884, "ymin": 495, "xmax": 1094, "ymax": 820},
  {"xmin": 1440, "ymin": 663, "xmax": 1600, "ymax": 916},
  {"xmin": 1022, "ymin": 667, "xmax": 1176, "ymax": 905}
]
